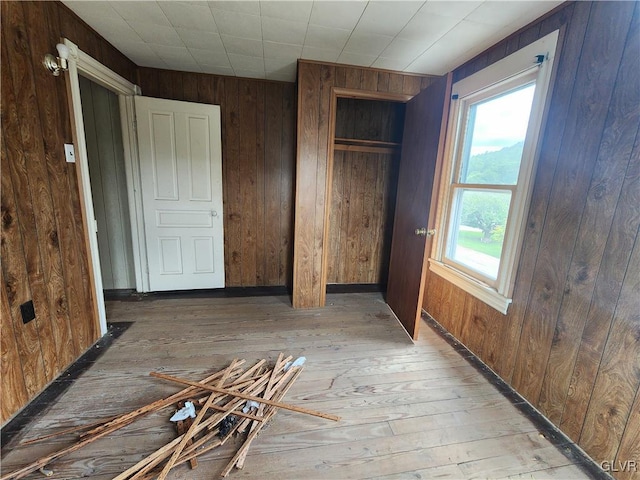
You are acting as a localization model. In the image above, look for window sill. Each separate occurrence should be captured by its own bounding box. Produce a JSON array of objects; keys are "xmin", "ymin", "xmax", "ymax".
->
[{"xmin": 428, "ymin": 260, "xmax": 511, "ymax": 315}]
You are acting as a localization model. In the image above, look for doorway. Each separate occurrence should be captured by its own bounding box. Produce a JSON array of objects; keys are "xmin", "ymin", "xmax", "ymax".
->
[
  {"xmin": 321, "ymin": 89, "xmax": 412, "ymax": 299},
  {"xmin": 78, "ymin": 76, "xmax": 136, "ymax": 292}
]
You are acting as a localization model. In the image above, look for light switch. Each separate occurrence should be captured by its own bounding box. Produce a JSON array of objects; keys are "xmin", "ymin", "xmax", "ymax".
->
[{"xmin": 64, "ymin": 143, "xmax": 76, "ymax": 163}]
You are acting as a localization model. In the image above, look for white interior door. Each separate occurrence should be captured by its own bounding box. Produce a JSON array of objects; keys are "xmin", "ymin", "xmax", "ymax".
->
[{"xmin": 135, "ymin": 96, "xmax": 224, "ymax": 291}]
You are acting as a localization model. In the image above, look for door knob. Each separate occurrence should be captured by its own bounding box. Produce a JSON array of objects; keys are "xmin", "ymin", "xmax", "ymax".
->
[{"xmin": 415, "ymin": 228, "xmax": 436, "ymax": 237}]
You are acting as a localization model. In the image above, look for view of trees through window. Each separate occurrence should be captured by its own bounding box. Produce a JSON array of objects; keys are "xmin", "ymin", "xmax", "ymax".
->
[{"xmin": 460, "ymin": 141, "xmax": 523, "ymax": 257}]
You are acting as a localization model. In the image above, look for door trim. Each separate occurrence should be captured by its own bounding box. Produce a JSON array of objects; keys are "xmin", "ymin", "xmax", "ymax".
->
[
  {"xmin": 63, "ymin": 38, "xmax": 145, "ymax": 336},
  {"xmin": 320, "ymin": 88, "xmax": 413, "ymax": 306}
]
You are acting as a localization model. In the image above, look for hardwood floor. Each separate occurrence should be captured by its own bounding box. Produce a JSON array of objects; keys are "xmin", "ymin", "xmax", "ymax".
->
[{"xmin": 1, "ymin": 293, "xmax": 598, "ymax": 479}]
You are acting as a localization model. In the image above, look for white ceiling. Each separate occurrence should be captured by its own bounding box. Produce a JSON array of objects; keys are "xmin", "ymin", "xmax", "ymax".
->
[{"xmin": 62, "ymin": 1, "xmax": 564, "ymax": 82}]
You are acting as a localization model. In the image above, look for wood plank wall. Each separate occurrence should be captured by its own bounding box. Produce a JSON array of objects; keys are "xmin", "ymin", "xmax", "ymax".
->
[
  {"xmin": 423, "ymin": 2, "xmax": 640, "ymax": 477},
  {"xmin": 327, "ymin": 99, "xmax": 405, "ymax": 285},
  {"xmin": 327, "ymin": 150, "xmax": 399, "ymax": 285},
  {"xmin": 136, "ymin": 69, "xmax": 296, "ymax": 288},
  {"xmin": 1, "ymin": 2, "xmax": 137, "ymax": 423},
  {"xmin": 293, "ymin": 61, "xmax": 435, "ymax": 307}
]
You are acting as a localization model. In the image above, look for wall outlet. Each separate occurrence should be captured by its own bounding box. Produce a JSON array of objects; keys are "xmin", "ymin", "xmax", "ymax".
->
[
  {"xmin": 20, "ymin": 300, "xmax": 36, "ymax": 324},
  {"xmin": 64, "ymin": 143, "xmax": 76, "ymax": 163}
]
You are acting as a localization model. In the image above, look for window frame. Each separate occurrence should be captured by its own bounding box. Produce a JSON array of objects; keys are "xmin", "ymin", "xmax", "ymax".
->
[{"xmin": 430, "ymin": 30, "xmax": 559, "ymax": 314}]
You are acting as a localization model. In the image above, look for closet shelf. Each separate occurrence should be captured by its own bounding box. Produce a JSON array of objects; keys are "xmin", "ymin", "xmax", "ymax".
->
[{"xmin": 334, "ymin": 137, "xmax": 401, "ymax": 154}]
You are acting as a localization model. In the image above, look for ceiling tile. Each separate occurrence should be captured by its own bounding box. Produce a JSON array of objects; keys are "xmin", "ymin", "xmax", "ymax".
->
[
  {"xmin": 209, "ymin": 1, "xmax": 260, "ymax": 15},
  {"xmin": 201, "ymin": 64, "xmax": 235, "ymax": 76},
  {"xmin": 260, "ymin": 1, "xmax": 313, "ymax": 23},
  {"xmin": 343, "ymin": 32, "xmax": 394, "ymax": 57},
  {"xmin": 228, "ymin": 53, "xmax": 265, "ymax": 72},
  {"xmin": 148, "ymin": 45, "xmax": 201, "ymax": 72},
  {"xmin": 221, "ymin": 35, "xmax": 264, "ymax": 57},
  {"xmin": 159, "ymin": 2, "xmax": 217, "ymax": 31},
  {"xmin": 355, "ymin": 1, "xmax": 424, "ymax": 36},
  {"xmin": 111, "ymin": 2, "xmax": 171, "ymax": 26},
  {"xmin": 189, "ymin": 48, "xmax": 230, "ymax": 67},
  {"xmin": 211, "ymin": 9, "xmax": 262, "ymax": 40},
  {"xmin": 62, "ymin": 1, "xmax": 120, "ymax": 20},
  {"xmin": 126, "ymin": 22, "xmax": 184, "ymax": 47},
  {"xmin": 407, "ymin": 19, "xmax": 501, "ymax": 74},
  {"xmin": 262, "ymin": 17, "xmax": 308, "ymax": 45},
  {"xmin": 264, "ymin": 57, "xmax": 296, "ymax": 72},
  {"xmin": 336, "ymin": 51, "xmax": 377, "ymax": 67},
  {"xmin": 397, "ymin": 11, "xmax": 460, "ymax": 43},
  {"xmin": 79, "ymin": 15, "xmax": 144, "ymax": 45},
  {"xmin": 418, "ymin": 1, "xmax": 483, "ymax": 19},
  {"xmin": 234, "ymin": 69, "xmax": 266, "ymax": 79},
  {"xmin": 177, "ymin": 29, "xmax": 224, "ymax": 51},
  {"xmin": 115, "ymin": 41, "xmax": 166, "ymax": 68},
  {"xmin": 304, "ymin": 24, "xmax": 351, "ymax": 50},
  {"xmin": 380, "ymin": 38, "xmax": 428, "ymax": 63},
  {"xmin": 266, "ymin": 70, "xmax": 296, "ymax": 82},
  {"xmin": 263, "ymin": 41, "xmax": 303, "ymax": 59},
  {"xmin": 309, "ymin": 1, "xmax": 367, "ymax": 30},
  {"xmin": 372, "ymin": 57, "xmax": 411, "ymax": 72},
  {"xmin": 301, "ymin": 46, "xmax": 341, "ymax": 63}
]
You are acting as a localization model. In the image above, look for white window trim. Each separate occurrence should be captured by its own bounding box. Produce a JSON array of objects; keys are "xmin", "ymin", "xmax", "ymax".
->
[{"xmin": 430, "ymin": 30, "xmax": 559, "ymax": 315}]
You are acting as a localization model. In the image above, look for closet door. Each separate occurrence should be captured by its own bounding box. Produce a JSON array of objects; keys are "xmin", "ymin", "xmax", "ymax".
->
[{"xmin": 386, "ymin": 75, "xmax": 450, "ymax": 340}]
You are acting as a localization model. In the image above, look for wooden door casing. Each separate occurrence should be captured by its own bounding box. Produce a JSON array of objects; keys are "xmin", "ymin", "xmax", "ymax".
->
[{"xmin": 387, "ymin": 74, "xmax": 451, "ymax": 340}]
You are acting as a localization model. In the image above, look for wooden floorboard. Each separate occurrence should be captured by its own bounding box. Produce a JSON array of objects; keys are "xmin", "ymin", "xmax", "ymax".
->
[{"xmin": 1, "ymin": 293, "xmax": 597, "ymax": 479}]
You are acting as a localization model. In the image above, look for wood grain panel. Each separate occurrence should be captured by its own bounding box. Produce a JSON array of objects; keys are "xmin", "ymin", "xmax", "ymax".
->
[
  {"xmin": 1, "ymin": 0, "xmax": 136, "ymax": 422},
  {"xmin": 423, "ymin": 2, "xmax": 640, "ymax": 476},
  {"xmin": 4, "ymin": 1, "xmax": 66, "ymax": 381},
  {"xmin": 293, "ymin": 61, "xmax": 436, "ymax": 307},
  {"xmin": 511, "ymin": 0, "xmax": 634, "ymax": 406},
  {"xmin": 579, "ymin": 236, "xmax": 640, "ymax": 463},
  {"xmin": 0, "ymin": 267, "xmax": 29, "ymax": 423},
  {"xmin": 327, "ymin": 151, "xmax": 399, "ymax": 285},
  {"xmin": 293, "ymin": 62, "xmax": 321, "ymax": 307},
  {"xmin": 538, "ymin": 2, "xmax": 640, "ymax": 425},
  {"xmin": 615, "ymin": 386, "xmax": 640, "ymax": 480}
]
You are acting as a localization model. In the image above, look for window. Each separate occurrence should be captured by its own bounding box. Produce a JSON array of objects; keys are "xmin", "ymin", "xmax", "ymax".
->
[{"xmin": 430, "ymin": 31, "xmax": 559, "ymax": 314}]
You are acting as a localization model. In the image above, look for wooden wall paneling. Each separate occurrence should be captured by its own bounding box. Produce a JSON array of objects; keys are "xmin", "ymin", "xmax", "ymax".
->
[
  {"xmin": 496, "ymin": 9, "xmax": 584, "ymax": 384},
  {"xmin": 360, "ymin": 154, "xmax": 379, "ymax": 283},
  {"xmin": 402, "ymin": 76, "xmax": 423, "ymax": 96},
  {"xmin": 0, "ymin": 127, "xmax": 48, "ymax": 398},
  {"xmin": 615, "ymin": 386, "xmax": 640, "ymax": 480},
  {"xmin": 579, "ymin": 236, "xmax": 640, "ymax": 463},
  {"xmin": 368, "ymin": 154, "xmax": 385, "ymax": 283},
  {"xmin": 239, "ymin": 79, "xmax": 258, "ymax": 286},
  {"xmin": 223, "ymin": 77, "xmax": 242, "ymax": 285},
  {"xmin": 316, "ymin": 65, "xmax": 335, "ymax": 305},
  {"xmin": 182, "ymin": 73, "xmax": 198, "ymax": 103},
  {"xmin": 377, "ymin": 72, "xmax": 390, "ymax": 92},
  {"xmin": 255, "ymin": 81, "xmax": 266, "ymax": 285},
  {"xmin": 511, "ymin": 0, "xmax": 633, "ymax": 406},
  {"xmin": 280, "ymin": 84, "xmax": 295, "ymax": 286},
  {"xmin": 538, "ymin": 3, "xmax": 640, "ymax": 426},
  {"xmin": 327, "ymin": 151, "xmax": 344, "ymax": 284},
  {"xmin": 388, "ymin": 73, "xmax": 404, "ymax": 94},
  {"xmin": 345, "ymin": 153, "xmax": 365, "ymax": 283},
  {"xmin": 25, "ymin": 0, "xmax": 87, "ymax": 365},
  {"xmin": 3, "ymin": 3, "xmax": 66, "ymax": 380},
  {"xmin": 507, "ymin": 0, "xmax": 592, "ymax": 395},
  {"xmin": 561, "ymin": 128, "xmax": 640, "ymax": 441},
  {"xmin": 337, "ymin": 151, "xmax": 353, "ymax": 283},
  {"xmin": 293, "ymin": 62, "xmax": 321, "ymax": 307},
  {"xmin": 264, "ymin": 83, "xmax": 283, "ymax": 285},
  {"xmin": 360, "ymin": 69, "xmax": 378, "ymax": 91},
  {"xmin": 0, "ymin": 267, "xmax": 29, "ymax": 423},
  {"xmin": 44, "ymin": 1, "xmax": 99, "ymax": 353}
]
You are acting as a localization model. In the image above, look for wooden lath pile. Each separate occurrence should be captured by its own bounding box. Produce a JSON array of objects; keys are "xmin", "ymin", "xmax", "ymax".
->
[{"xmin": 2, "ymin": 354, "xmax": 340, "ymax": 480}]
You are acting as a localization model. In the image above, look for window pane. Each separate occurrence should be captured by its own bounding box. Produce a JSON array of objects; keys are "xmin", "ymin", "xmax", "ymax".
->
[
  {"xmin": 447, "ymin": 189, "xmax": 512, "ymax": 280},
  {"xmin": 459, "ymin": 83, "xmax": 535, "ymax": 185}
]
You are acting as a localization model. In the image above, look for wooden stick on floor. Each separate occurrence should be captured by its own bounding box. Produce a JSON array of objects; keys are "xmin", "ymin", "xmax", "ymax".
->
[{"xmin": 150, "ymin": 371, "xmax": 341, "ymax": 421}]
